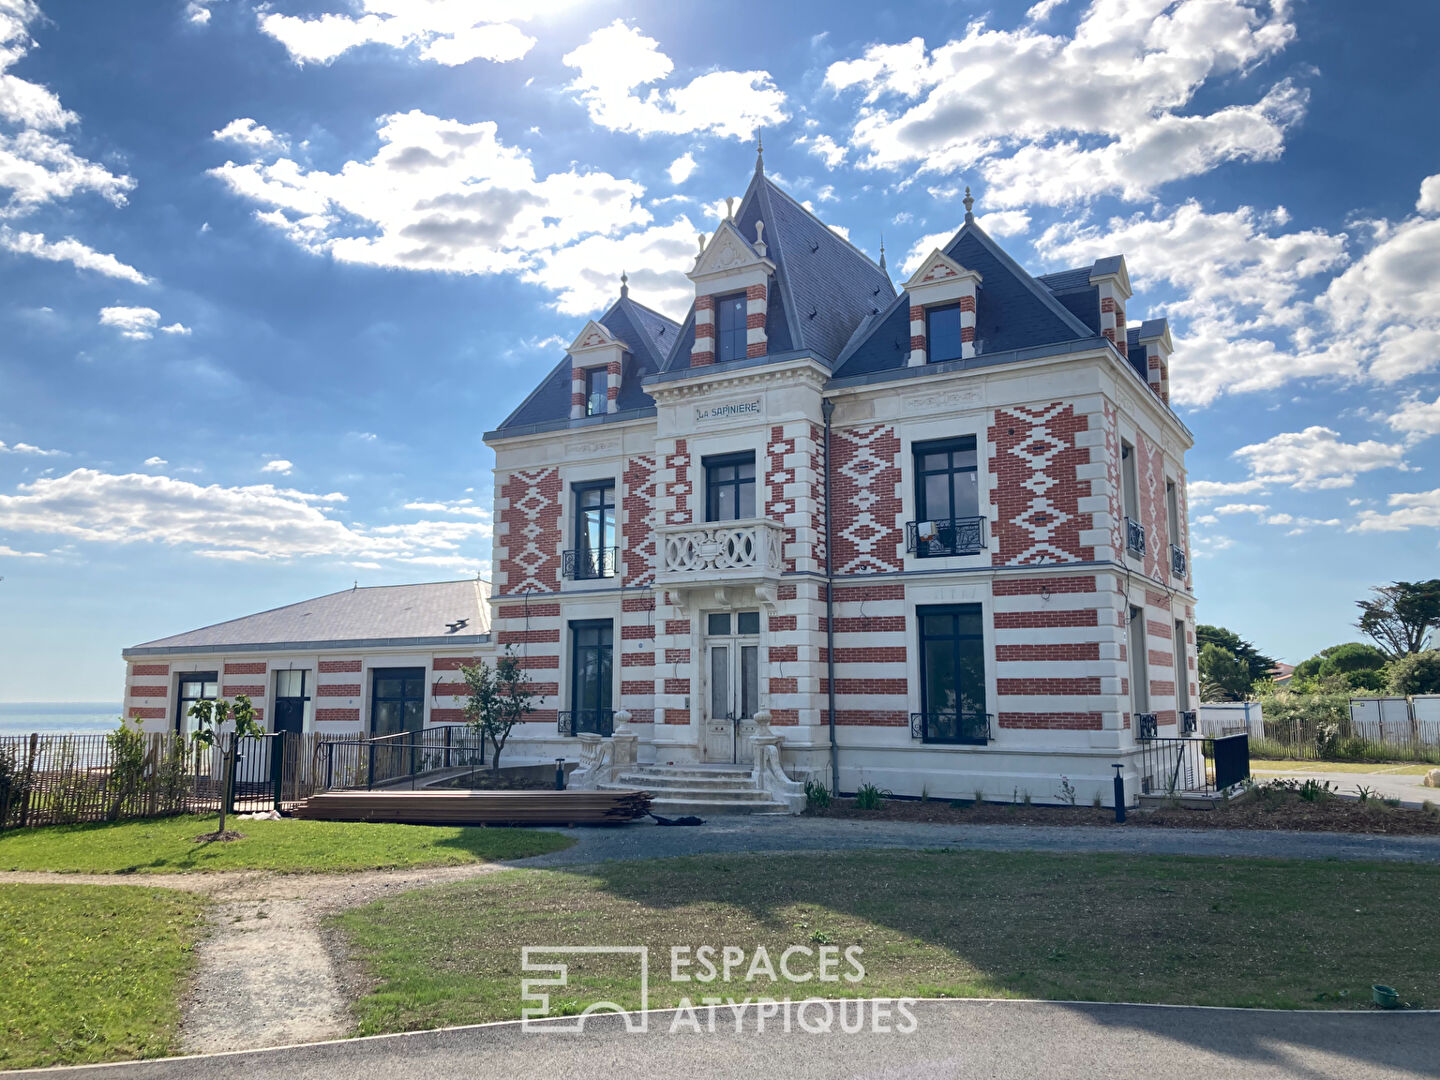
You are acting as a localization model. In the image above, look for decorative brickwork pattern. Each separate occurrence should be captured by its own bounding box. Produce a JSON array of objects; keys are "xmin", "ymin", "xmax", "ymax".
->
[
  {"xmin": 831, "ymin": 425, "xmax": 902, "ymax": 574},
  {"xmin": 664, "ymin": 439, "xmax": 692, "ymax": 526},
  {"xmin": 500, "ymin": 467, "xmax": 562, "ymax": 593},
  {"xmin": 990, "ymin": 403, "xmax": 1092, "ymax": 566},
  {"xmin": 623, "ymin": 454, "xmax": 658, "ymax": 586},
  {"xmin": 765, "ymin": 425, "xmax": 798, "ymax": 571}
]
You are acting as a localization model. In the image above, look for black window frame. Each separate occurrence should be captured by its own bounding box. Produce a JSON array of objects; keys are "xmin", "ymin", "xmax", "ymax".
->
[
  {"xmin": 175, "ymin": 671, "xmax": 219, "ymax": 734},
  {"xmin": 568, "ymin": 619, "xmax": 614, "ymax": 735},
  {"xmin": 912, "ymin": 436, "xmax": 981, "ymax": 557},
  {"xmin": 571, "ymin": 479, "xmax": 617, "ymax": 579},
  {"xmin": 925, "ymin": 302, "xmax": 965, "ymax": 364},
  {"xmin": 715, "ymin": 292, "xmax": 748, "ymax": 363},
  {"xmin": 915, "ymin": 604, "xmax": 989, "ymax": 744},
  {"xmin": 704, "ymin": 451, "xmax": 757, "ymax": 522},
  {"xmin": 370, "ymin": 666, "xmax": 425, "ymax": 737},
  {"xmin": 584, "ymin": 367, "xmax": 608, "ymax": 417}
]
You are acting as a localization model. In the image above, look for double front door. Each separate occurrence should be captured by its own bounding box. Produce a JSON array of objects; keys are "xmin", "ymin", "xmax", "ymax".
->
[{"xmin": 703, "ymin": 611, "xmax": 760, "ymax": 763}]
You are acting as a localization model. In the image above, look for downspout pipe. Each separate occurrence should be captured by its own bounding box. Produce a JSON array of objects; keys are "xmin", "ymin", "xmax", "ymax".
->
[{"xmin": 821, "ymin": 398, "xmax": 840, "ymax": 793}]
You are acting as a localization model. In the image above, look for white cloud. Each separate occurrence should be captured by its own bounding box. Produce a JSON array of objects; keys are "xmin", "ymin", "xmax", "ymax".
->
[
  {"xmin": 260, "ymin": 459, "xmax": 293, "ymax": 475},
  {"xmin": 1213, "ymin": 503, "xmax": 1269, "ymax": 515},
  {"xmin": 98, "ymin": 305, "xmax": 163, "ymax": 340},
  {"xmin": 257, "ymin": 1, "xmax": 546, "ymax": 66},
  {"xmin": 212, "ymin": 109, "xmax": 673, "ymax": 314},
  {"xmin": 1386, "ymin": 393, "xmax": 1440, "ymax": 441},
  {"xmin": 402, "ymin": 498, "xmax": 490, "ymax": 519},
  {"xmin": 143, "ymin": 456, "xmax": 167, "ymax": 466},
  {"xmin": 667, "ymin": 152, "xmax": 696, "ymax": 184},
  {"xmin": 1418, "ymin": 174, "xmax": 1440, "ymax": 215},
  {"xmin": 0, "ymin": 468, "xmax": 490, "ymax": 570},
  {"xmin": 1187, "ymin": 479, "xmax": 1269, "ymax": 501},
  {"xmin": 823, "ymin": 1, "xmax": 1300, "ymax": 207},
  {"xmin": 563, "ymin": 20, "xmax": 787, "ymax": 140},
  {"xmin": 0, "ymin": 439, "xmax": 62, "ymax": 456},
  {"xmin": 976, "ymin": 209, "xmax": 1029, "ymax": 237},
  {"xmin": 527, "ymin": 215, "xmax": 699, "ymax": 317},
  {"xmin": 0, "ymin": 543, "xmax": 43, "ymax": 557},
  {"xmin": 1232, "ymin": 426, "xmax": 1407, "ymax": 490},
  {"xmin": 160, "ymin": 321, "xmax": 191, "ymax": 335},
  {"xmin": 799, "ymin": 133, "xmax": 847, "ymax": 169},
  {"xmin": 213, "ymin": 117, "xmax": 288, "ymax": 153},
  {"xmin": 1352, "ymin": 489, "xmax": 1440, "ymax": 537},
  {"xmin": 899, "ymin": 228, "xmax": 956, "ymax": 277},
  {"xmin": 0, "ymin": 226, "xmax": 150, "ymax": 283}
]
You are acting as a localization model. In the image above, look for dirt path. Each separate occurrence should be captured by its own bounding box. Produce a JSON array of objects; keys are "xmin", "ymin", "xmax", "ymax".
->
[{"xmin": 2, "ymin": 861, "xmax": 512, "ymax": 1053}]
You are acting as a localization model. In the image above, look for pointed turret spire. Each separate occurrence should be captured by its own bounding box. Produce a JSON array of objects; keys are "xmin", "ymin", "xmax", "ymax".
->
[
  {"xmin": 619, "ymin": 270, "xmax": 629, "ymax": 299},
  {"xmin": 755, "ymin": 130, "xmax": 764, "ymax": 173},
  {"xmin": 878, "ymin": 234, "xmax": 887, "ymax": 274},
  {"xmin": 963, "ymin": 185, "xmax": 975, "ymax": 223}
]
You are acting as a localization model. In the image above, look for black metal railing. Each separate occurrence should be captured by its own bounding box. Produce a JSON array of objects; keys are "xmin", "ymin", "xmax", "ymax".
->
[
  {"xmin": 1171, "ymin": 544, "xmax": 1186, "ymax": 577},
  {"xmin": 317, "ymin": 725, "xmax": 485, "ymax": 792},
  {"xmin": 1180, "ymin": 709, "xmax": 1198, "ymax": 735},
  {"xmin": 558, "ymin": 709, "xmax": 614, "ymax": 737},
  {"xmin": 562, "ymin": 547, "xmax": 618, "ymax": 580},
  {"xmin": 1137, "ymin": 732, "xmax": 1249, "ymax": 796},
  {"xmin": 905, "ymin": 516, "xmax": 987, "ymax": 557},
  {"xmin": 1126, "ymin": 517, "xmax": 1146, "ymax": 556},
  {"xmin": 1136, "ymin": 712, "xmax": 1159, "ymax": 738},
  {"xmin": 910, "ymin": 711, "xmax": 992, "ymax": 745}
]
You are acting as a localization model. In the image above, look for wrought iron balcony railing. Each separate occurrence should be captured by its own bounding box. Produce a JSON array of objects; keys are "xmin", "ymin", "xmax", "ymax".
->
[
  {"xmin": 1170, "ymin": 543, "xmax": 1186, "ymax": 578},
  {"xmin": 905, "ymin": 516, "xmax": 987, "ymax": 558},
  {"xmin": 1126, "ymin": 517, "xmax": 1146, "ymax": 557},
  {"xmin": 655, "ymin": 519, "xmax": 785, "ymax": 586},
  {"xmin": 557, "ymin": 709, "xmax": 614, "ymax": 737},
  {"xmin": 1136, "ymin": 712, "xmax": 1159, "ymax": 738},
  {"xmin": 910, "ymin": 711, "xmax": 992, "ymax": 746},
  {"xmin": 1180, "ymin": 709, "xmax": 1198, "ymax": 735},
  {"xmin": 562, "ymin": 546, "xmax": 618, "ymax": 580}
]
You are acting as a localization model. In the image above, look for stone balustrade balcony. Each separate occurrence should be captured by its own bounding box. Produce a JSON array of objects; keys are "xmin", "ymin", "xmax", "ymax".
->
[{"xmin": 655, "ymin": 518, "xmax": 786, "ymax": 589}]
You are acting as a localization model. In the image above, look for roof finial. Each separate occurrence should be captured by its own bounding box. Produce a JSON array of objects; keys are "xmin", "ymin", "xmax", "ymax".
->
[
  {"xmin": 620, "ymin": 270, "xmax": 629, "ymax": 299},
  {"xmin": 725, "ymin": 196, "xmax": 735, "ymax": 221},
  {"xmin": 755, "ymin": 130, "xmax": 764, "ymax": 173},
  {"xmin": 879, "ymin": 233, "xmax": 887, "ymax": 274},
  {"xmin": 963, "ymin": 185, "xmax": 975, "ymax": 223}
]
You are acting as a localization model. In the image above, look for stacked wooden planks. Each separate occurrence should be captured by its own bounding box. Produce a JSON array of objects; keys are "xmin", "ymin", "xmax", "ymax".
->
[{"xmin": 291, "ymin": 788, "xmax": 652, "ymax": 825}]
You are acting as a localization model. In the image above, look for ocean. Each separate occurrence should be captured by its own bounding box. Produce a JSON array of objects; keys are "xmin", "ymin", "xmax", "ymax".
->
[{"xmin": 0, "ymin": 703, "xmax": 125, "ymax": 737}]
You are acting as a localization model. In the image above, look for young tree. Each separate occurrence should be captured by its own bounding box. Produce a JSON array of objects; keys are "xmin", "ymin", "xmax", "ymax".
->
[
  {"xmin": 460, "ymin": 647, "xmax": 538, "ymax": 772},
  {"xmin": 1387, "ymin": 650, "xmax": 1440, "ymax": 696},
  {"xmin": 188, "ymin": 694, "xmax": 263, "ymax": 839},
  {"xmin": 1199, "ymin": 643, "xmax": 1252, "ymax": 702},
  {"xmin": 1196, "ymin": 624, "xmax": 1277, "ymax": 686},
  {"xmin": 1356, "ymin": 579, "xmax": 1440, "ymax": 657}
]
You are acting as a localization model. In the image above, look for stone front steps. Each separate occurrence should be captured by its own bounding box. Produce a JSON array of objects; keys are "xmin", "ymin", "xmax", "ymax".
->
[{"xmin": 598, "ymin": 763, "xmax": 791, "ymax": 816}]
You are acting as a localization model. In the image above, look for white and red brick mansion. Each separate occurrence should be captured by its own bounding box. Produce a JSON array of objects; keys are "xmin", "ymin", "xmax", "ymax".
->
[{"xmin": 122, "ymin": 154, "xmax": 1197, "ymax": 806}]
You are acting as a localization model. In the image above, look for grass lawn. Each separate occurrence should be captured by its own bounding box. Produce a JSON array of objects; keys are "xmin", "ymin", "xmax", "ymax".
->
[
  {"xmin": 0, "ymin": 884, "xmax": 206, "ymax": 1069},
  {"xmin": 1250, "ymin": 760, "xmax": 1433, "ymax": 775},
  {"xmin": 0, "ymin": 816, "xmax": 572, "ymax": 874},
  {"xmin": 333, "ymin": 850, "xmax": 1440, "ymax": 1034}
]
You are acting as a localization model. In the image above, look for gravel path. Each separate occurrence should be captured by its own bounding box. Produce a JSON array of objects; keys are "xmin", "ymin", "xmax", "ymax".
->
[{"xmin": 6, "ymin": 815, "xmax": 1440, "ymax": 1056}]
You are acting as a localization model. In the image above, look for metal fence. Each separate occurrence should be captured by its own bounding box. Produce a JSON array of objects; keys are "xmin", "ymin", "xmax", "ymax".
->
[
  {"xmin": 1137, "ymin": 733, "xmax": 1250, "ymax": 796},
  {"xmin": 316, "ymin": 725, "xmax": 486, "ymax": 791}
]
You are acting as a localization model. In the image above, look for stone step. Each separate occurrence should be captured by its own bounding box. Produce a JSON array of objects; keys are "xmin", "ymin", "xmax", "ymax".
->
[
  {"xmin": 600, "ymin": 783, "xmax": 778, "ymax": 802},
  {"xmin": 613, "ymin": 773, "xmax": 759, "ymax": 792},
  {"xmin": 628, "ymin": 766, "xmax": 755, "ymax": 780}
]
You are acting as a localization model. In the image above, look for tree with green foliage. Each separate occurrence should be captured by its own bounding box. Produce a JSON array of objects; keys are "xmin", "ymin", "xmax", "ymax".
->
[
  {"xmin": 1199, "ymin": 643, "xmax": 1253, "ymax": 702},
  {"xmin": 461, "ymin": 646, "xmax": 538, "ymax": 773},
  {"xmin": 1387, "ymin": 650, "xmax": 1440, "ymax": 696},
  {"xmin": 1308, "ymin": 642, "xmax": 1389, "ymax": 692},
  {"xmin": 187, "ymin": 694, "xmax": 262, "ymax": 839},
  {"xmin": 1196, "ymin": 624, "xmax": 1277, "ymax": 687},
  {"xmin": 1356, "ymin": 579, "xmax": 1440, "ymax": 658},
  {"xmin": 105, "ymin": 717, "xmax": 149, "ymax": 821}
]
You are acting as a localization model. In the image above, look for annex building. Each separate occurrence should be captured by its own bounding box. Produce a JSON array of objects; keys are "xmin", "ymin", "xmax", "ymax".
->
[{"xmin": 124, "ymin": 151, "xmax": 1197, "ymax": 807}]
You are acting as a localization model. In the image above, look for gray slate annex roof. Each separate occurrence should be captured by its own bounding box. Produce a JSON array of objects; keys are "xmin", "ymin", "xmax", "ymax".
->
[{"xmin": 125, "ymin": 580, "xmax": 490, "ymax": 654}]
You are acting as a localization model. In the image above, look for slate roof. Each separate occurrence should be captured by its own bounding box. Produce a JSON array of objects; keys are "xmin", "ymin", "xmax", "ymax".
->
[
  {"xmin": 493, "ymin": 294, "xmax": 680, "ymax": 432},
  {"xmin": 125, "ymin": 580, "xmax": 491, "ymax": 654},
  {"xmin": 834, "ymin": 219, "xmax": 1095, "ymax": 378}
]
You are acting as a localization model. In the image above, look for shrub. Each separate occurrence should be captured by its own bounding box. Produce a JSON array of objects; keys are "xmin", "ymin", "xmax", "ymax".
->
[
  {"xmin": 803, "ymin": 779, "xmax": 831, "ymax": 810},
  {"xmin": 1386, "ymin": 650, "xmax": 1440, "ymax": 696},
  {"xmin": 854, "ymin": 783, "xmax": 891, "ymax": 811}
]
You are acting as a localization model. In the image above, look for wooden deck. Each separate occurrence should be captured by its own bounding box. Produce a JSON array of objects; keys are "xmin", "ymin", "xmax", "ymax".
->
[{"xmin": 291, "ymin": 788, "xmax": 652, "ymax": 826}]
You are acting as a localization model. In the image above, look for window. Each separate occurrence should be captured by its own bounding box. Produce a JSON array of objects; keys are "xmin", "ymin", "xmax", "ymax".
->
[
  {"xmin": 569, "ymin": 620, "xmax": 613, "ymax": 735},
  {"xmin": 1128, "ymin": 606, "xmax": 1150, "ymax": 716},
  {"xmin": 1174, "ymin": 620, "xmax": 1190, "ymax": 714},
  {"xmin": 705, "ymin": 452, "xmax": 756, "ymax": 521},
  {"xmin": 175, "ymin": 671, "xmax": 218, "ymax": 736},
  {"xmin": 912, "ymin": 436, "xmax": 980, "ymax": 556},
  {"xmin": 925, "ymin": 303, "xmax": 965, "ymax": 364},
  {"xmin": 916, "ymin": 605, "xmax": 988, "ymax": 743},
  {"xmin": 1121, "ymin": 442, "xmax": 1140, "ymax": 521},
  {"xmin": 1165, "ymin": 479, "xmax": 1180, "ymax": 543},
  {"xmin": 371, "ymin": 667, "xmax": 424, "ymax": 736},
  {"xmin": 715, "ymin": 292, "xmax": 748, "ymax": 363},
  {"xmin": 584, "ymin": 367, "xmax": 607, "ymax": 417},
  {"xmin": 273, "ymin": 669, "xmax": 311, "ymax": 735},
  {"xmin": 571, "ymin": 481, "xmax": 616, "ymax": 579}
]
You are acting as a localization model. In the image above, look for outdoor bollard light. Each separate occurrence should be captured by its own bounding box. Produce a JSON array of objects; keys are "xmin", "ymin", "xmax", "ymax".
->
[
  {"xmin": 1112, "ymin": 764, "xmax": 1126, "ymax": 823},
  {"xmin": 555, "ymin": 757, "xmax": 566, "ymax": 791}
]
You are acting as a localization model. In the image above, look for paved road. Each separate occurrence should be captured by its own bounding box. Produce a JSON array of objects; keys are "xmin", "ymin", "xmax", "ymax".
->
[
  {"xmin": 514, "ymin": 815, "xmax": 1440, "ymax": 867},
  {"xmin": 1252, "ymin": 765, "xmax": 1440, "ymax": 809},
  {"xmin": 13, "ymin": 1000, "xmax": 1435, "ymax": 1079}
]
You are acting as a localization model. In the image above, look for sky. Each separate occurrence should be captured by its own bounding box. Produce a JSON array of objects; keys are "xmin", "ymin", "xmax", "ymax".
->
[{"xmin": 1, "ymin": 0, "xmax": 1438, "ymax": 702}]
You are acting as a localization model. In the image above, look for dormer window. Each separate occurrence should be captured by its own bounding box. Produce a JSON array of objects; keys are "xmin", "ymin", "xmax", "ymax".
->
[
  {"xmin": 926, "ymin": 304, "xmax": 965, "ymax": 364},
  {"xmin": 715, "ymin": 293, "xmax": 748, "ymax": 363},
  {"xmin": 584, "ymin": 367, "xmax": 607, "ymax": 417}
]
